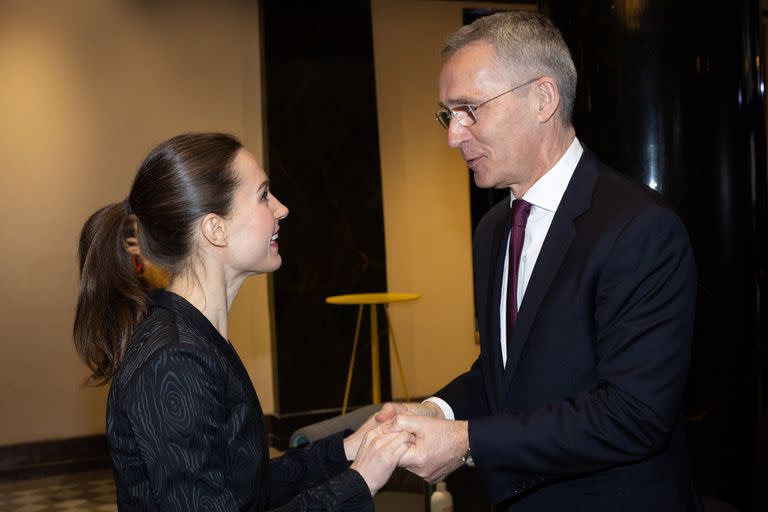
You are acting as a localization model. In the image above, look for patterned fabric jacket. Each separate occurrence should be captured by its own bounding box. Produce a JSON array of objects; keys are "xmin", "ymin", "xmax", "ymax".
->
[{"xmin": 107, "ymin": 289, "xmax": 372, "ymax": 511}]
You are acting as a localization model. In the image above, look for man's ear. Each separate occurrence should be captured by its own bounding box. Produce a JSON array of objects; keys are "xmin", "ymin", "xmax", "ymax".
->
[
  {"xmin": 200, "ymin": 213, "xmax": 228, "ymax": 248},
  {"xmin": 534, "ymin": 77, "xmax": 560, "ymax": 123}
]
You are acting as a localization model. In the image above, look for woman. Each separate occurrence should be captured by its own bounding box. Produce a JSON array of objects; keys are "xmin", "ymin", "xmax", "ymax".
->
[{"xmin": 74, "ymin": 133, "xmax": 411, "ymax": 511}]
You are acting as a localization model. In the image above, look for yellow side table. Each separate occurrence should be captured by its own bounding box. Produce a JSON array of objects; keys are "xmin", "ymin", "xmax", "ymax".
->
[{"xmin": 326, "ymin": 292, "xmax": 420, "ymax": 414}]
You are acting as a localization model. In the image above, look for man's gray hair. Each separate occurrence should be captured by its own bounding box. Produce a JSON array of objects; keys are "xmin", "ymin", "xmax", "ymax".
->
[{"xmin": 443, "ymin": 11, "xmax": 577, "ymax": 124}]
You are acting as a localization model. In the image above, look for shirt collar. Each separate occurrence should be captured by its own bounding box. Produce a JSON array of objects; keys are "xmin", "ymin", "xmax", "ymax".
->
[{"xmin": 510, "ymin": 137, "xmax": 583, "ymax": 213}]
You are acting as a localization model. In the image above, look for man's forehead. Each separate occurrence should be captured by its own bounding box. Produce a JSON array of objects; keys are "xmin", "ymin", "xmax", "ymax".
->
[
  {"xmin": 443, "ymin": 42, "xmax": 498, "ymax": 73},
  {"xmin": 439, "ymin": 45, "xmax": 506, "ymax": 104}
]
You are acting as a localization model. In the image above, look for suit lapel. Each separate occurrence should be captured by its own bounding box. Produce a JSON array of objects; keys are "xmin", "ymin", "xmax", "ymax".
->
[
  {"xmin": 500, "ymin": 150, "xmax": 599, "ymax": 398},
  {"xmin": 483, "ymin": 209, "xmax": 510, "ymax": 413}
]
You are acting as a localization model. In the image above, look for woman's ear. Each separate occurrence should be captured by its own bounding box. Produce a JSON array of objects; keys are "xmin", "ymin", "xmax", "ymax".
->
[{"xmin": 200, "ymin": 213, "xmax": 228, "ymax": 248}]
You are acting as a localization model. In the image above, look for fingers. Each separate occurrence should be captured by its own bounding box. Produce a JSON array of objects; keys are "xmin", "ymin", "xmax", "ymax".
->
[
  {"xmin": 372, "ymin": 430, "xmax": 415, "ymax": 459},
  {"xmin": 345, "ymin": 409, "xmax": 387, "ymax": 461},
  {"xmin": 375, "ymin": 401, "xmax": 434, "ymax": 423},
  {"xmin": 389, "ymin": 418, "xmax": 468, "ymax": 483},
  {"xmin": 385, "ymin": 414, "xmax": 427, "ymax": 437},
  {"xmin": 371, "ymin": 423, "xmax": 414, "ymax": 444},
  {"xmin": 398, "ymin": 442, "xmax": 420, "ymax": 468},
  {"xmin": 358, "ymin": 423, "xmax": 411, "ymax": 450},
  {"xmin": 375, "ymin": 402, "xmax": 405, "ymax": 422},
  {"xmin": 351, "ymin": 427, "xmax": 416, "ymax": 496},
  {"xmin": 391, "ymin": 436, "xmax": 412, "ymax": 463},
  {"xmin": 394, "ymin": 429, "xmax": 416, "ymax": 447}
]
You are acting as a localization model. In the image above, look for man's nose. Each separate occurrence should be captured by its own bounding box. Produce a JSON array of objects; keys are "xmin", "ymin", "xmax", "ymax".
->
[{"xmin": 447, "ymin": 120, "xmax": 472, "ymax": 148}]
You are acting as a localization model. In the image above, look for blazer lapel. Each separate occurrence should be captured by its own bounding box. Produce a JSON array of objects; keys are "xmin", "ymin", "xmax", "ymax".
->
[
  {"xmin": 156, "ymin": 289, "xmax": 264, "ymax": 411},
  {"xmin": 501, "ymin": 150, "xmax": 599, "ymax": 397},
  {"xmin": 220, "ymin": 340, "xmax": 263, "ymax": 411}
]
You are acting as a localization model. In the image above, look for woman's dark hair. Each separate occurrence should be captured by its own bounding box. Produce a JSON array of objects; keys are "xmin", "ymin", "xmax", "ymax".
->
[{"xmin": 74, "ymin": 133, "xmax": 243, "ymax": 385}]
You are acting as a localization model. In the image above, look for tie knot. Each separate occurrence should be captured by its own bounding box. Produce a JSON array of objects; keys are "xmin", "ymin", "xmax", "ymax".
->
[{"xmin": 511, "ymin": 199, "xmax": 532, "ymax": 227}]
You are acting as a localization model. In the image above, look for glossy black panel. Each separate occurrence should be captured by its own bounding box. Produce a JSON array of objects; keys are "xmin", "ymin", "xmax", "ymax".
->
[
  {"xmin": 262, "ymin": 2, "xmax": 389, "ymax": 414},
  {"xmin": 540, "ymin": 1, "xmax": 767, "ymax": 509}
]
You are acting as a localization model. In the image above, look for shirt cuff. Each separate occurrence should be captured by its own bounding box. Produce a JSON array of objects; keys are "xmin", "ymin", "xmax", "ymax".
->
[{"xmin": 423, "ymin": 397, "xmax": 455, "ymax": 420}]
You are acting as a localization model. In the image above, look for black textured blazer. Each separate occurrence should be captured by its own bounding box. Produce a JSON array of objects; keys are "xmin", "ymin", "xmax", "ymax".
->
[{"xmin": 107, "ymin": 289, "xmax": 372, "ymax": 511}]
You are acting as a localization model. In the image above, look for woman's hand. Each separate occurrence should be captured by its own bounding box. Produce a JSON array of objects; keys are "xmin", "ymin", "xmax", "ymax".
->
[
  {"xmin": 343, "ymin": 412, "xmax": 380, "ymax": 460},
  {"xmin": 350, "ymin": 422, "xmax": 414, "ymax": 496}
]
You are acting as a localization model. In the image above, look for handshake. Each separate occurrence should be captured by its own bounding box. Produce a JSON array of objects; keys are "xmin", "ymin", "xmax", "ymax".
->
[{"xmin": 342, "ymin": 402, "xmax": 470, "ymax": 496}]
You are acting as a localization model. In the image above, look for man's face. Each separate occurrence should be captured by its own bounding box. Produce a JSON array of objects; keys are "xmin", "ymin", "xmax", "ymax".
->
[{"xmin": 439, "ymin": 42, "xmax": 539, "ymax": 190}]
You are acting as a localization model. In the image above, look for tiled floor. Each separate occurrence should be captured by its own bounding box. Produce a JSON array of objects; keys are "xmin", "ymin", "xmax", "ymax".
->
[
  {"xmin": 0, "ymin": 469, "xmax": 424, "ymax": 512},
  {"xmin": 0, "ymin": 470, "xmax": 116, "ymax": 512}
]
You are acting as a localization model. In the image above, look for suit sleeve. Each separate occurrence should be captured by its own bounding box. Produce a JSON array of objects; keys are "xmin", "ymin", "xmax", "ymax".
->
[
  {"xmin": 468, "ymin": 206, "xmax": 697, "ymax": 501},
  {"xmin": 435, "ymin": 357, "xmax": 492, "ymax": 419},
  {"xmin": 122, "ymin": 344, "xmax": 239, "ymax": 511},
  {"xmin": 267, "ymin": 432, "xmax": 373, "ymax": 512}
]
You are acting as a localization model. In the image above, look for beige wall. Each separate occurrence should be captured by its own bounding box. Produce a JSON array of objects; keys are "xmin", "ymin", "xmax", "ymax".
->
[
  {"xmin": 0, "ymin": 0, "xmax": 273, "ymax": 446},
  {"xmin": 371, "ymin": 0, "xmax": 531, "ymax": 398},
  {"xmin": 0, "ymin": 0, "xmax": 537, "ymax": 446}
]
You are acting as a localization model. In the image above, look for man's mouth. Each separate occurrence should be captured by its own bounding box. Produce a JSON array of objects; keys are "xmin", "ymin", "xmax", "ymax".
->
[{"xmin": 464, "ymin": 155, "xmax": 482, "ymax": 168}]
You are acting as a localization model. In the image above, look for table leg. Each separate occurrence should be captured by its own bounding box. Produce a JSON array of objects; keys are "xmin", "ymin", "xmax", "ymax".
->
[
  {"xmin": 383, "ymin": 305, "xmax": 409, "ymax": 401},
  {"xmin": 370, "ymin": 304, "xmax": 380, "ymax": 403},
  {"xmin": 342, "ymin": 305, "xmax": 365, "ymax": 415}
]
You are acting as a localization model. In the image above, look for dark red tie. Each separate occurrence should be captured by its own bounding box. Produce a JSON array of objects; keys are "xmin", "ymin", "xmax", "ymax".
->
[{"xmin": 507, "ymin": 199, "xmax": 532, "ymax": 344}]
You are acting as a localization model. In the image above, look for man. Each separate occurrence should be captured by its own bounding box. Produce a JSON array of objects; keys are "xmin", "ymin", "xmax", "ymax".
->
[{"xmin": 380, "ymin": 11, "xmax": 700, "ymax": 511}]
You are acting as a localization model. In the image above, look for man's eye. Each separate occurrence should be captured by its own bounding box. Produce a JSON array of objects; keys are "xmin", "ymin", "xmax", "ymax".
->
[{"xmin": 453, "ymin": 106, "xmax": 475, "ymax": 120}]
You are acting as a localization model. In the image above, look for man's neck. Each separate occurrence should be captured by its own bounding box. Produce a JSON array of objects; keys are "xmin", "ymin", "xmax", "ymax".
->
[{"xmin": 511, "ymin": 124, "xmax": 576, "ymax": 199}]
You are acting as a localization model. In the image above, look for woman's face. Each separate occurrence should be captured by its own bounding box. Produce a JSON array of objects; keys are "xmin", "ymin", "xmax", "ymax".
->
[{"xmin": 222, "ymin": 148, "xmax": 288, "ymax": 276}]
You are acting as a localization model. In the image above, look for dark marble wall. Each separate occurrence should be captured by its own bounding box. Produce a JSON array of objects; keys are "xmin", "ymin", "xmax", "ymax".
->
[{"xmin": 261, "ymin": 2, "xmax": 389, "ymax": 415}]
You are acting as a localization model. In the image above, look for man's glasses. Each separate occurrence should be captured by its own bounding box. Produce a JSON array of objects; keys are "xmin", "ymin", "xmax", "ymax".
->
[{"xmin": 435, "ymin": 77, "xmax": 541, "ymax": 129}]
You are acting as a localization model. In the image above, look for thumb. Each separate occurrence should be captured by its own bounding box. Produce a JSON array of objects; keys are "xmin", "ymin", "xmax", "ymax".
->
[
  {"xmin": 389, "ymin": 414, "xmax": 427, "ymax": 437},
  {"xmin": 375, "ymin": 402, "xmax": 400, "ymax": 423}
]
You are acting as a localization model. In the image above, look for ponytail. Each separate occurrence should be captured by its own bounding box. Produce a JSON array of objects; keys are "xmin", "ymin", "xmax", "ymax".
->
[
  {"xmin": 73, "ymin": 133, "xmax": 243, "ymax": 384},
  {"xmin": 73, "ymin": 202, "xmax": 149, "ymax": 385}
]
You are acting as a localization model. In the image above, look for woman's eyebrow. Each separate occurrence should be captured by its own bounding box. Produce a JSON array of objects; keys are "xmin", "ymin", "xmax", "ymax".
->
[{"xmin": 257, "ymin": 180, "xmax": 270, "ymax": 193}]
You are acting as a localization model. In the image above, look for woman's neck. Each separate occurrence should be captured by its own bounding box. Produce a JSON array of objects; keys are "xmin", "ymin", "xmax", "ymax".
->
[{"xmin": 167, "ymin": 267, "xmax": 246, "ymax": 340}]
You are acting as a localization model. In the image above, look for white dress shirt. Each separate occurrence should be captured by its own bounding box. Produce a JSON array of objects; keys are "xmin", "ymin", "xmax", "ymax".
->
[{"xmin": 427, "ymin": 137, "xmax": 584, "ymax": 420}]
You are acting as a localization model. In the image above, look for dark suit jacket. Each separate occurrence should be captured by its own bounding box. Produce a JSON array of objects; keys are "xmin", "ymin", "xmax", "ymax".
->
[
  {"xmin": 107, "ymin": 289, "xmax": 372, "ymax": 511},
  {"xmin": 437, "ymin": 148, "xmax": 700, "ymax": 511}
]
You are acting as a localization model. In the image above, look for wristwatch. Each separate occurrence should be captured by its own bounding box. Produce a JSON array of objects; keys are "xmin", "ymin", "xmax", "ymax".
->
[{"xmin": 461, "ymin": 450, "xmax": 475, "ymax": 467}]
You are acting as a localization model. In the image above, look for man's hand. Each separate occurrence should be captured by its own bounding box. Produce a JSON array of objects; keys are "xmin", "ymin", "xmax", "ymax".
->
[
  {"xmin": 375, "ymin": 401, "xmax": 444, "ymax": 423},
  {"xmin": 386, "ymin": 415, "xmax": 469, "ymax": 483}
]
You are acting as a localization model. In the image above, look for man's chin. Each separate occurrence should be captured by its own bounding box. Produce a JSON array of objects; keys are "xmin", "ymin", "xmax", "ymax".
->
[{"xmin": 472, "ymin": 169, "xmax": 495, "ymax": 189}]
